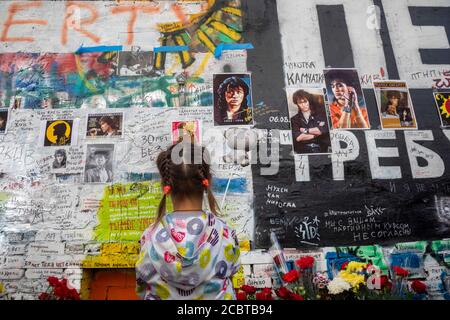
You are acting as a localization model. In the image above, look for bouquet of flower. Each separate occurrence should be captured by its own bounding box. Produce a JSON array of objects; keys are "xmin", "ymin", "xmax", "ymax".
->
[
  {"xmin": 274, "ymin": 269, "xmax": 305, "ymax": 300},
  {"xmin": 38, "ymin": 277, "xmax": 80, "ymax": 300},
  {"xmin": 236, "ymin": 285, "xmax": 274, "ymax": 300},
  {"xmin": 390, "ymin": 266, "xmax": 410, "ymax": 298},
  {"xmin": 294, "ymin": 256, "xmax": 316, "ymax": 299}
]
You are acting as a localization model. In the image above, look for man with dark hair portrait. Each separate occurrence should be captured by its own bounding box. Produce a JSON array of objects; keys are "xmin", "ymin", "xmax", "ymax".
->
[
  {"xmin": 99, "ymin": 116, "xmax": 119, "ymax": 136},
  {"xmin": 214, "ymin": 76, "xmax": 253, "ymax": 125},
  {"xmin": 85, "ymin": 150, "xmax": 113, "ymax": 183},
  {"xmin": 325, "ymin": 69, "xmax": 369, "ymax": 129},
  {"xmin": 290, "ymin": 90, "xmax": 330, "ymax": 154},
  {"xmin": 382, "ymin": 91, "xmax": 402, "ymax": 119}
]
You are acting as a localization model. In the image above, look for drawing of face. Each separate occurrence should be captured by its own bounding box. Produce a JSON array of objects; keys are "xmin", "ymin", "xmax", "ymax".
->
[
  {"xmin": 225, "ymin": 86, "xmax": 245, "ymax": 110},
  {"xmin": 95, "ymin": 154, "xmax": 107, "ymax": 167},
  {"xmin": 331, "ymin": 80, "xmax": 349, "ymax": 100},
  {"xmin": 296, "ymin": 98, "xmax": 310, "ymax": 113}
]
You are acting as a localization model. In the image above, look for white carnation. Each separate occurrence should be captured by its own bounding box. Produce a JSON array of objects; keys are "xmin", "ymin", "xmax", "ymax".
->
[{"xmin": 327, "ymin": 277, "xmax": 351, "ymax": 295}]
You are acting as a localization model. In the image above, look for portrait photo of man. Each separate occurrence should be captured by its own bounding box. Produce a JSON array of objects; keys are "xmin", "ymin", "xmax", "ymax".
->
[
  {"xmin": 287, "ymin": 88, "xmax": 331, "ymax": 155},
  {"xmin": 213, "ymin": 73, "xmax": 254, "ymax": 126},
  {"xmin": 84, "ymin": 144, "xmax": 114, "ymax": 183},
  {"xmin": 324, "ymin": 68, "xmax": 370, "ymax": 130},
  {"xmin": 86, "ymin": 113, "xmax": 123, "ymax": 138}
]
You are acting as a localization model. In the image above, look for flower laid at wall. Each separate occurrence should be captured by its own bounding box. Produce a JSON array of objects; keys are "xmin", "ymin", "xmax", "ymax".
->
[
  {"xmin": 38, "ymin": 277, "xmax": 80, "ymax": 300},
  {"xmin": 327, "ymin": 276, "xmax": 352, "ymax": 295},
  {"xmin": 236, "ymin": 285, "xmax": 274, "ymax": 300},
  {"xmin": 236, "ymin": 285, "xmax": 273, "ymax": 300}
]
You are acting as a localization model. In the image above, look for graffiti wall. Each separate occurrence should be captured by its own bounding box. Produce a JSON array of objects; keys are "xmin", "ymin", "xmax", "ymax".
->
[{"xmin": 0, "ymin": 0, "xmax": 449, "ymax": 300}]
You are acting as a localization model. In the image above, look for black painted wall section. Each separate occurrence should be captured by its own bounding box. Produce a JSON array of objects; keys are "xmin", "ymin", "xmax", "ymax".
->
[
  {"xmin": 409, "ymin": 6, "xmax": 450, "ymax": 65},
  {"xmin": 317, "ymin": 5, "xmax": 355, "ymax": 68},
  {"xmin": 243, "ymin": 0, "xmax": 450, "ymax": 249}
]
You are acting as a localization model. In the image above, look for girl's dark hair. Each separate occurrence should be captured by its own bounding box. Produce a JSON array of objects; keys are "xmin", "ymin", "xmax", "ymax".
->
[
  {"xmin": 154, "ymin": 142, "xmax": 220, "ymax": 229},
  {"xmin": 217, "ymin": 76, "xmax": 249, "ymax": 110}
]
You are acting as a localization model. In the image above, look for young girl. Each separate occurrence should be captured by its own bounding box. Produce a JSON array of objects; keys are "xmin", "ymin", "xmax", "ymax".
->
[{"xmin": 135, "ymin": 142, "xmax": 241, "ymax": 300}]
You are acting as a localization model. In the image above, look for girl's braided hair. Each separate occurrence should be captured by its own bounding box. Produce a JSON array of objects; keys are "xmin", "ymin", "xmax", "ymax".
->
[{"xmin": 154, "ymin": 141, "xmax": 220, "ymax": 229}]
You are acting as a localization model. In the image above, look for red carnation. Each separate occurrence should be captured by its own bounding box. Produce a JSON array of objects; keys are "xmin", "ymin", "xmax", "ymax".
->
[
  {"xmin": 47, "ymin": 276, "xmax": 59, "ymax": 287},
  {"xmin": 38, "ymin": 292, "xmax": 51, "ymax": 300},
  {"xmin": 411, "ymin": 280, "xmax": 427, "ymax": 294},
  {"xmin": 380, "ymin": 275, "xmax": 392, "ymax": 290},
  {"xmin": 275, "ymin": 286, "xmax": 293, "ymax": 300},
  {"xmin": 256, "ymin": 290, "xmax": 273, "ymax": 300},
  {"xmin": 295, "ymin": 256, "xmax": 315, "ymax": 269},
  {"xmin": 393, "ymin": 266, "xmax": 409, "ymax": 277},
  {"xmin": 261, "ymin": 288, "xmax": 272, "ymax": 295},
  {"xmin": 290, "ymin": 293, "xmax": 305, "ymax": 300},
  {"xmin": 282, "ymin": 270, "xmax": 299, "ymax": 283},
  {"xmin": 69, "ymin": 288, "xmax": 81, "ymax": 300},
  {"xmin": 240, "ymin": 285, "xmax": 257, "ymax": 294},
  {"xmin": 236, "ymin": 291, "xmax": 247, "ymax": 300}
]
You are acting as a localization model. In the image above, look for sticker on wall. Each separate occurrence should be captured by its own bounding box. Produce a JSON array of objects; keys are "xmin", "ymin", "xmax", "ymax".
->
[
  {"xmin": 0, "ymin": 108, "xmax": 9, "ymax": 134},
  {"xmin": 171, "ymin": 120, "xmax": 202, "ymax": 145},
  {"xmin": 286, "ymin": 88, "xmax": 332, "ymax": 155},
  {"xmin": 433, "ymin": 92, "xmax": 450, "ymax": 128},
  {"xmin": 323, "ymin": 68, "xmax": 370, "ymax": 130},
  {"xmin": 42, "ymin": 119, "xmax": 78, "ymax": 147},
  {"xmin": 373, "ymin": 80, "xmax": 418, "ymax": 130},
  {"xmin": 117, "ymin": 49, "xmax": 154, "ymax": 77},
  {"xmin": 86, "ymin": 112, "xmax": 124, "ymax": 138},
  {"xmin": 213, "ymin": 73, "xmax": 254, "ymax": 126},
  {"xmin": 84, "ymin": 144, "xmax": 114, "ymax": 184},
  {"xmin": 9, "ymin": 96, "xmax": 25, "ymax": 110}
]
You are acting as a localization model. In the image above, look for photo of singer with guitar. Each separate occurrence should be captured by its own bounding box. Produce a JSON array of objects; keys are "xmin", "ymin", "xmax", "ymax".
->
[{"xmin": 324, "ymin": 69, "xmax": 370, "ymax": 129}]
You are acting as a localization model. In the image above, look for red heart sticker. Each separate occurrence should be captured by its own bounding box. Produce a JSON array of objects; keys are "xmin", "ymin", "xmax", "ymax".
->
[
  {"xmin": 164, "ymin": 251, "xmax": 175, "ymax": 263},
  {"xmin": 171, "ymin": 228, "xmax": 186, "ymax": 243}
]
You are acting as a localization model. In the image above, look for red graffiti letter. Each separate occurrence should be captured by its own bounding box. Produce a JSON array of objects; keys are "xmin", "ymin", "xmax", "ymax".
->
[
  {"xmin": 111, "ymin": 5, "xmax": 159, "ymax": 45},
  {"xmin": 0, "ymin": 1, "xmax": 48, "ymax": 42},
  {"xmin": 61, "ymin": 1, "xmax": 100, "ymax": 45}
]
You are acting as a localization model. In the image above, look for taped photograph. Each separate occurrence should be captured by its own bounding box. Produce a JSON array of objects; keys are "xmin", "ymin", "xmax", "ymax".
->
[
  {"xmin": 213, "ymin": 73, "xmax": 254, "ymax": 126},
  {"xmin": 374, "ymin": 80, "xmax": 417, "ymax": 129},
  {"xmin": 324, "ymin": 68, "xmax": 370, "ymax": 129},
  {"xmin": 171, "ymin": 120, "xmax": 202, "ymax": 144},
  {"xmin": 286, "ymin": 88, "xmax": 331, "ymax": 155},
  {"xmin": 86, "ymin": 113, "xmax": 123, "ymax": 138},
  {"xmin": 84, "ymin": 144, "xmax": 114, "ymax": 184}
]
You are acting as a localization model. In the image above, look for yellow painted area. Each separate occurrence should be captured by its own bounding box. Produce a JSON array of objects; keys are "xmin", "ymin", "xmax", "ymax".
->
[
  {"xmin": 193, "ymin": 52, "xmax": 212, "ymax": 77},
  {"xmin": 196, "ymin": 30, "xmax": 216, "ymax": 53},
  {"xmin": 154, "ymin": 52, "xmax": 163, "ymax": 70},
  {"xmin": 222, "ymin": 7, "xmax": 242, "ymax": 17},
  {"xmin": 210, "ymin": 21, "xmax": 241, "ymax": 41},
  {"xmin": 74, "ymin": 55, "xmax": 98, "ymax": 93}
]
